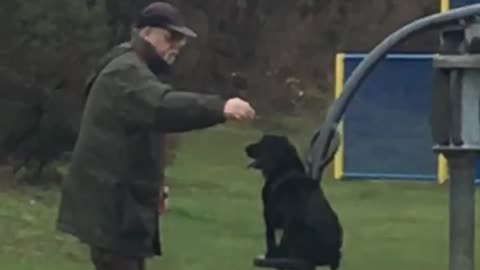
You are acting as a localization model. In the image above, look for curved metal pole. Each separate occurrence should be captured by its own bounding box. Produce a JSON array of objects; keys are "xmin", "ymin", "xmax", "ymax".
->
[{"xmin": 309, "ymin": 4, "xmax": 480, "ymax": 180}]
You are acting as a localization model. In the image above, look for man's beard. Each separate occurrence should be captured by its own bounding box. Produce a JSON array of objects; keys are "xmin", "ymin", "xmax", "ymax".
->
[
  {"xmin": 143, "ymin": 42, "xmax": 171, "ymax": 75},
  {"xmin": 163, "ymin": 50, "xmax": 179, "ymax": 65},
  {"xmin": 132, "ymin": 33, "xmax": 171, "ymax": 75}
]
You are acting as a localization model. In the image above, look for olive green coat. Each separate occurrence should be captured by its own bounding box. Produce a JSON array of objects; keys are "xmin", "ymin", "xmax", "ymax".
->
[{"xmin": 56, "ymin": 43, "xmax": 226, "ymax": 257}]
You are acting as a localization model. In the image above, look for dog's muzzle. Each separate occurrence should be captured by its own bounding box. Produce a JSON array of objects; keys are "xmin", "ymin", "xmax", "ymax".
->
[{"xmin": 247, "ymin": 159, "xmax": 261, "ymax": 169}]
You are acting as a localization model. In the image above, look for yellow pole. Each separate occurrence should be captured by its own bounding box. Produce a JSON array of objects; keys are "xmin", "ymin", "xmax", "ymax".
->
[
  {"xmin": 437, "ymin": 0, "xmax": 450, "ymax": 184},
  {"xmin": 334, "ymin": 53, "xmax": 345, "ymax": 180},
  {"xmin": 440, "ymin": 0, "xmax": 450, "ymax": 12}
]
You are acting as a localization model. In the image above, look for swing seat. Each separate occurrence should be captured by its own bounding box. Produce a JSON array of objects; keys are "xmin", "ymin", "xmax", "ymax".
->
[{"xmin": 253, "ymin": 255, "xmax": 313, "ymax": 270}]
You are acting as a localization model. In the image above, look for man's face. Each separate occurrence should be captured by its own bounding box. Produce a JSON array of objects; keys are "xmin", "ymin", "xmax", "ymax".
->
[{"xmin": 140, "ymin": 27, "xmax": 187, "ymax": 64}]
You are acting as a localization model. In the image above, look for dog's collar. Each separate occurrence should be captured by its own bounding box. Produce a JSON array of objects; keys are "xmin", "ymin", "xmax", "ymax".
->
[{"xmin": 268, "ymin": 170, "xmax": 316, "ymax": 192}]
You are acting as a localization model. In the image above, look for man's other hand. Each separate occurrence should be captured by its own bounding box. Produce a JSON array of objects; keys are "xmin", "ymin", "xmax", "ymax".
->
[{"xmin": 223, "ymin": 97, "xmax": 256, "ymax": 121}]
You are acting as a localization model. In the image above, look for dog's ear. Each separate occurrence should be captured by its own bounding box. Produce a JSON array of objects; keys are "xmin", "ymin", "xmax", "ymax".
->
[{"xmin": 275, "ymin": 141, "xmax": 305, "ymax": 172}]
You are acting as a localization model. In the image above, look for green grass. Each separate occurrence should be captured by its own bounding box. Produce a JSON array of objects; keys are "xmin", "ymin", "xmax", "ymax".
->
[{"xmin": 0, "ymin": 123, "xmax": 479, "ymax": 270}]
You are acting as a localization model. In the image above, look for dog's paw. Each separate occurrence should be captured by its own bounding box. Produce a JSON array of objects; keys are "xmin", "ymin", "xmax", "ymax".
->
[{"xmin": 265, "ymin": 249, "xmax": 282, "ymax": 258}]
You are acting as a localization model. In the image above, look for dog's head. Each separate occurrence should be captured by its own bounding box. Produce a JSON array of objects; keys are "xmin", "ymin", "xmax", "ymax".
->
[{"xmin": 245, "ymin": 134, "xmax": 305, "ymax": 176}]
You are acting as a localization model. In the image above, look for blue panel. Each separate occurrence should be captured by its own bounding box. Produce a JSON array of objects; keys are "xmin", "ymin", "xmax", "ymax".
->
[
  {"xmin": 450, "ymin": 0, "xmax": 480, "ymax": 9},
  {"xmin": 342, "ymin": 54, "xmax": 437, "ymax": 181},
  {"xmin": 341, "ymin": 53, "xmax": 480, "ymax": 185}
]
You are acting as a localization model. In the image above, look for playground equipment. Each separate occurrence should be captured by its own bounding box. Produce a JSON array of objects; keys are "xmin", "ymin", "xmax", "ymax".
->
[
  {"xmin": 332, "ymin": 0, "xmax": 480, "ymax": 185},
  {"xmin": 430, "ymin": 17, "xmax": 480, "ymax": 270},
  {"xmin": 333, "ymin": 53, "xmax": 440, "ymax": 182},
  {"xmin": 333, "ymin": 53, "xmax": 480, "ymax": 185},
  {"xmin": 253, "ymin": 4, "xmax": 480, "ymax": 270}
]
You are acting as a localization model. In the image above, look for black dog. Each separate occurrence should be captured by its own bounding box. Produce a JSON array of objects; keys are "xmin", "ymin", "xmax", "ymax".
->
[{"xmin": 245, "ymin": 135, "xmax": 343, "ymax": 270}]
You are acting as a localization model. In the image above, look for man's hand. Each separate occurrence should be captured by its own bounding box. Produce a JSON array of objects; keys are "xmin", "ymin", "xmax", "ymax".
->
[{"xmin": 223, "ymin": 97, "xmax": 256, "ymax": 121}]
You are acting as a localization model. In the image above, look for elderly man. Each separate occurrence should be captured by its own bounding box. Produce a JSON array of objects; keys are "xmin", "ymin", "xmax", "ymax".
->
[{"xmin": 56, "ymin": 2, "xmax": 255, "ymax": 270}]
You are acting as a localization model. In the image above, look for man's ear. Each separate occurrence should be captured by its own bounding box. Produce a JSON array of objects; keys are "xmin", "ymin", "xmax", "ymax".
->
[{"xmin": 139, "ymin": 27, "xmax": 152, "ymax": 40}]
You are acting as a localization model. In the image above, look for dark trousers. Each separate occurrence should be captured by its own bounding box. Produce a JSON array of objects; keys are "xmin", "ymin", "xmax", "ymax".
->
[{"xmin": 90, "ymin": 246, "xmax": 146, "ymax": 270}]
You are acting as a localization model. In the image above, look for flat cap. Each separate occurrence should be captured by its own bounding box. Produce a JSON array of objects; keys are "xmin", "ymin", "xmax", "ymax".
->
[{"xmin": 135, "ymin": 2, "xmax": 197, "ymax": 38}]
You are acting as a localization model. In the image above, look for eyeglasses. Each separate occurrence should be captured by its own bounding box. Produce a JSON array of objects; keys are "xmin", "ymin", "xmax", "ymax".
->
[{"xmin": 165, "ymin": 30, "xmax": 187, "ymax": 47}]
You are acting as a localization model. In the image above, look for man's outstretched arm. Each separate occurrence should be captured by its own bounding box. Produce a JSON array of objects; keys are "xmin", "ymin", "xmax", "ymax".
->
[{"xmin": 112, "ymin": 65, "xmax": 255, "ymax": 132}]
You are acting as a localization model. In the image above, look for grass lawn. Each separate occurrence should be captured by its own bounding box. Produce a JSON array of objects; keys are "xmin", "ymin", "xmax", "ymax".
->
[{"xmin": 0, "ymin": 122, "xmax": 479, "ymax": 270}]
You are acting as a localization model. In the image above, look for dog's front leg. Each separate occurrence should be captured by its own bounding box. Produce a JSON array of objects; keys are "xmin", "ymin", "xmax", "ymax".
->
[
  {"xmin": 276, "ymin": 230, "xmax": 289, "ymax": 258},
  {"xmin": 264, "ymin": 212, "xmax": 278, "ymax": 257},
  {"xmin": 277, "ymin": 219, "xmax": 296, "ymax": 259}
]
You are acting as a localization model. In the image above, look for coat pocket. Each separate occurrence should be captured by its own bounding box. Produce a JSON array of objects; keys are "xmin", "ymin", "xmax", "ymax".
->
[{"xmin": 119, "ymin": 182, "xmax": 158, "ymax": 241}]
